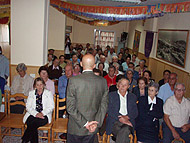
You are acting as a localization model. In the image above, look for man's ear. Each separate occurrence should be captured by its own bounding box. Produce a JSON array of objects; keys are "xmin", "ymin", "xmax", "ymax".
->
[{"xmin": 80, "ymin": 62, "xmax": 83, "ymax": 67}]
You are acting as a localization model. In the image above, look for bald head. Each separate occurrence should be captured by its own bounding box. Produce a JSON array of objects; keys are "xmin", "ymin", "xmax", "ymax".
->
[{"xmin": 81, "ymin": 54, "xmax": 95, "ymax": 70}]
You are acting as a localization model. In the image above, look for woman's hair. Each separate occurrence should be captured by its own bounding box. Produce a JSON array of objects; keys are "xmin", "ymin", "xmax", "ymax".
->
[
  {"xmin": 98, "ymin": 62, "xmax": 105, "ymax": 69},
  {"xmin": 148, "ymin": 82, "xmax": 159, "ymax": 92},
  {"xmin": 33, "ymin": 77, "xmax": 46, "ymax": 89},
  {"xmin": 16, "ymin": 63, "xmax": 27, "ymax": 72},
  {"xmin": 137, "ymin": 77, "xmax": 148, "ymax": 85},
  {"xmin": 38, "ymin": 66, "xmax": 49, "ymax": 75},
  {"xmin": 143, "ymin": 70, "xmax": 152, "ymax": 78},
  {"xmin": 93, "ymin": 68, "xmax": 101, "ymax": 75}
]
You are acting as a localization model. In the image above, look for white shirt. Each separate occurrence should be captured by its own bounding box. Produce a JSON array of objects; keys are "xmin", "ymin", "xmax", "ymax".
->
[
  {"xmin": 118, "ymin": 90, "xmax": 128, "ymax": 115},
  {"xmin": 164, "ymin": 95, "xmax": 190, "ymax": 128},
  {"xmin": 53, "ymin": 65, "xmax": 59, "ymax": 70},
  {"xmin": 148, "ymin": 96, "xmax": 156, "ymax": 111}
]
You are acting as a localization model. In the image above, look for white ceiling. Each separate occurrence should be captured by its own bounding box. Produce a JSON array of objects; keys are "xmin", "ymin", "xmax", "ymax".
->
[{"xmin": 66, "ymin": 0, "xmax": 189, "ymax": 7}]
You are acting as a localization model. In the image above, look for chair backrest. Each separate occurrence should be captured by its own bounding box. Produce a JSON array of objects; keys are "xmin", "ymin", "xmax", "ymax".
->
[
  {"xmin": 56, "ymin": 95, "xmax": 66, "ymax": 119},
  {"xmin": 172, "ymin": 138, "xmax": 185, "ymax": 143},
  {"xmin": 7, "ymin": 93, "xmax": 28, "ymax": 114}
]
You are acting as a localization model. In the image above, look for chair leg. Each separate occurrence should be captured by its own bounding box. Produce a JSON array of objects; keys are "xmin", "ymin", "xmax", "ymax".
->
[
  {"xmin": 0, "ymin": 126, "xmax": 2, "ymax": 143},
  {"xmin": 48, "ymin": 129, "xmax": 51, "ymax": 143},
  {"xmin": 52, "ymin": 130, "xmax": 54, "ymax": 143}
]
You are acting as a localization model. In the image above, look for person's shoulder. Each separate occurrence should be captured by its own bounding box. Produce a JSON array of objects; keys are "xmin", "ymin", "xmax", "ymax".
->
[
  {"xmin": 128, "ymin": 92, "xmax": 137, "ymax": 100},
  {"xmin": 164, "ymin": 95, "xmax": 174, "ymax": 104},
  {"xmin": 59, "ymin": 75, "xmax": 67, "ymax": 80},
  {"xmin": 156, "ymin": 96, "xmax": 164, "ymax": 104}
]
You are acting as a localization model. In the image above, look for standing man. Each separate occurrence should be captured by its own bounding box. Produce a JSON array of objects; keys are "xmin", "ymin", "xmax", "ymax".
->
[
  {"xmin": 0, "ymin": 46, "xmax": 9, "ymax": 94},
  {"xmin": 66, "ymin": 54, "xmax": 108, "ymax": 143}
]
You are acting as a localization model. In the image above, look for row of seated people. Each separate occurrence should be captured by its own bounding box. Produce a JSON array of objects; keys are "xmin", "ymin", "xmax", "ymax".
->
[{"xmin": 8, "ymin": 49, "xmax": 190, "ymax": 143}]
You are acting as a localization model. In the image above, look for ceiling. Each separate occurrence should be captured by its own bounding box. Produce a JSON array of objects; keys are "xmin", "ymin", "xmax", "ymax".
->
[{"xmin": 66, "ymin": 0, "xmax": 189, "ymax": 7}]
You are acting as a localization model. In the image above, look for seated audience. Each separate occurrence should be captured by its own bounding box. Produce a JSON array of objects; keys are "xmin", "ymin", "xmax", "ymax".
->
[
  {"xmin": 93, "ymin": 68, "xmax": 101, "ymax": 76},
  {"xmin": 128, "ymin": 62, "xmax": 139, "ymax": 80},
  {"xmin": 122, "ymin": 56, "xmax": 131, "ymax": 72},
  {"xmin": 48, "ymin": 49, "xmax": 57, "ymax": 60},
  {"xmin": 103, "ymin": 49, "xmax": 109, "ymax": 64},
  {"xmin": 22, "ymin": 77, "xmax": 54, "ymax": 143},
  {"xmin": 95, "ymin": 48, "xmax": 102, "ymax": 64},
  {"xmin": 76, "ymin": 45, "xmax": 83, "ymax": 61},
  {"xmin": 108, "ymin": 47, "xmax": 117, "ymax": 63},
  {"xmin": 65, "ymin": 36, "xmax": 71, "ymax": 60},
  {"xmin": 158, "ymin": 70, "xmax": 171, "ymax": 87},
  {"xmin": 45, "ymin": 54, "xmax": 53, "ymax": 67},
  {"xmin": 96, "ymin": 55, "xmax": 109, "ymax": 73},
  {"xmin": 157, "ymin": 73, "xmax": 177, "ymax": 103},
  {"xmin": 143, "ymin": 70, "xmax": 155, "ymax": 85},
  {"xmin": 113, "ymin": 62, "xmax": 124, "ymax": 76},
  {"xmin": 126, "ymin": 69, "xmax": 137, "ymax": 92},
  {"xmin": 38, "ymin": 66, "xmax": 55, "ymax": 95},
  {"xmin": 58, "ymin": 65, "xmax": 73, "ymax": 117},
  {"xmin": 136, "ymin": 83, "xmax": 163, "ymax": 143},
  {"xmin": 104, "ymin": 65, "xmax": 117, "ymax": 88},
  {"xmin": 132, "ymin": 77, "xmax": 148, "ymax": 100},
  {"xmin": 11, "ymin": 63, "xmax": 34, "ymax": 114},
  {"xmin": 131, "ymin": 54, "xmax": 139, "ymax": 67},
  {"xmin": 106, "ymin": 77, "xmax": 138, "ymax": 143},
  {"xmin": 98, "ymin": 63, "xmax": 107, "ymax": 77},
  {"xmin": 163, "ymin": 83, "xmax": 190, "ymax": 143},
  {"xmin": 135, "ymin": 60, "xmax": 147, "ymax": 77},
  {"xmin": 59, "ymin": 55, "xmax": 67, "ymax": 70},
  {"xmin": 123, "ymin": 48, "xmax": 131, "ymax": 60},
  {"xmin": 70, "ymin": 53, "xmax": 80, "ymax": 65},
  {"xmin": 118, "ymin": 52, "xmax": 125, "ymax": 66},
  {"xmin": 48, "ymin": 58, "xmax": 62, "ymax": 81},
  {"xmin": 38, "ymin": 66, "xmax": 55, "ymax": 138},
  {"xmin": 73, "ymin": 63, "xmax": 81, "ymax": 76},
  {"xmin": 109, "ymin": 75, "xmax": 125, "ymax": 93}
]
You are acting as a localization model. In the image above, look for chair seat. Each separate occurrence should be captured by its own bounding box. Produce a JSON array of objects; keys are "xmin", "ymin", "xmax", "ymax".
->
[
  {"xmin": 0, "ymin": 114, "xmax": 24, "ymax": 128},
  {"xmin": 52, "ymin": 118, "xmax": 68, "ymax": 132},
  {"xmin": 38, "ymin": 122, "xmax": 53, "ymax": 130}
]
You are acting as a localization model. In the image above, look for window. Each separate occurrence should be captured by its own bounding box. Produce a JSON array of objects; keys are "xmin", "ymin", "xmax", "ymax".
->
[{"xmin": 94, "ymin": 29, "xmax": 115, "ymax": 51}]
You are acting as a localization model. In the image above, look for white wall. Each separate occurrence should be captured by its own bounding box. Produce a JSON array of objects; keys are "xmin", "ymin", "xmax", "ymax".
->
[
  {"xmin": 11, "ymin": 0, "xmax": 48, "ymax": 66},
  {"xmin": 66, "ymin": 17, "xmax": 129, "ymax": 47},
  {"xmin": 48, "ymin": 6, "xmax": 66, "ymax": 51}
]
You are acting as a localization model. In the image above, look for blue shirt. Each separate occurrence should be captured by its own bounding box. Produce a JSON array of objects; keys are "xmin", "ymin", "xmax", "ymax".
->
[
  {"xmin": 122, "ymin": 62, "xmax": 128, "ymax": 72},
  {"xmin": 0, "ymin": 55, "xmax": 9, "ymax": 79},
  {"xmin": 58, "ymin": 75, "xmax": 69, "ymax": 99},
  {"xmin": 157, "ymin": 83, "xmax": 174, "ymax": 103}
]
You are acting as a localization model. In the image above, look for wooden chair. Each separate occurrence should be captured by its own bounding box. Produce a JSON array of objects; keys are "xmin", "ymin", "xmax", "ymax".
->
[
  {"xmin": 0, "ymin": 93, "xmax": 27, "ymax": 142},
  {"xmin": 105, "ymin": 133, "xmax": 133, "ymax": 143},
  {"xmin": 37, "ymin": 94, "xmax": 56, "ymax": 143},
  {"xmin": 51, "ymin": 96, "xmax": 68, "ymax": 142},
  {"xmin": 0, "ymin": 91, "xmax": 7, "ymax": 121},
  {"xmin": 172, "ymin": 138, "xmax": 185, "ymax": 143}
]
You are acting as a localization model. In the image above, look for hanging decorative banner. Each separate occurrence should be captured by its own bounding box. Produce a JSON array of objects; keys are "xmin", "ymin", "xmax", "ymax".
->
[
  {"xmin": 144, "ymin": 31, "xmax": 154, "ymax": 58},
  {"xmin": 50, "ymin": 0, "xmax": 190, "ymax": 16}
]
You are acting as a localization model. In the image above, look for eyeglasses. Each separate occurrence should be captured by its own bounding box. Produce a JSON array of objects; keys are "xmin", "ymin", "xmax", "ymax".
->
[{"xmin": 175, "ymin": 88, "xmax": 185, "ymax": 92}]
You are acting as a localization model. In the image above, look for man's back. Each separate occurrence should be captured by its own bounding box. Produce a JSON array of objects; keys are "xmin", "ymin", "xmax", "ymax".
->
[{"xmin": 66, "ymin": 71, "xmax": 108, "ymax": 136}]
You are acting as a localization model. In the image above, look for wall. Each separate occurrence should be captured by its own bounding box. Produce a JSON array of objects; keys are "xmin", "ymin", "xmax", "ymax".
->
[
  {"xmin": 48, "ymin": 6, "xmax": 66, "ymax": 51},
  {"xmin": 11, "ymin": 0, "xmax": 48, "ymax": 66},
  {"xmin": 66, "ymin": 17, "xmax": 129, "ymax": 47}
]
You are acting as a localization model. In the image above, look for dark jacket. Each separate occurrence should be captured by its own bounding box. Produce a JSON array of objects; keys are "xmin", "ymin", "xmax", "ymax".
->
[{"xmin": 106, "ymin": 91, "xmax": 138, "ymax": 135}]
